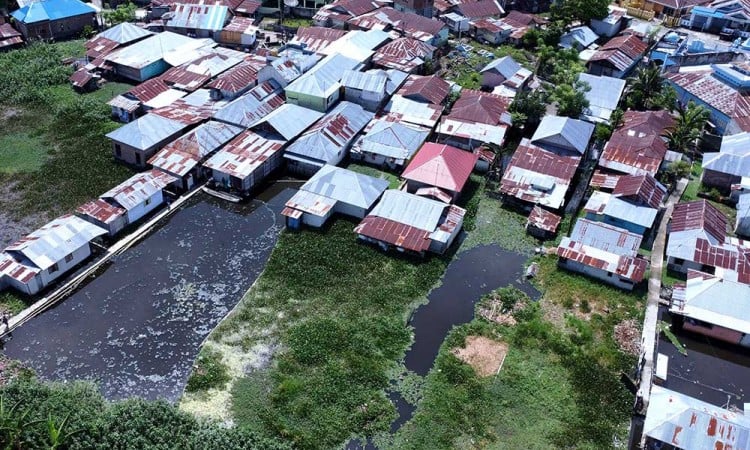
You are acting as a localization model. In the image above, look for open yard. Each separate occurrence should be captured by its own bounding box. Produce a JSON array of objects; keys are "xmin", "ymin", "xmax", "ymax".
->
[{"xmin": 440, "ymin": 42, "xmax": 535, "ymax": 90}]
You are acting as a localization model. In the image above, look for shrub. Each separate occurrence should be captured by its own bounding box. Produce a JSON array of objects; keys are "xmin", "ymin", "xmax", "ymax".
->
[{"xmin": 186, "ymin": 347, "xmax": 231, "ymax": 393}]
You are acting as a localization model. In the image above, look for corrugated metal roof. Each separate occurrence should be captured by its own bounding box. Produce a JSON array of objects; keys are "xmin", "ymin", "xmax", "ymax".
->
[
  {"xmin": 85, "ymin": 36, "xmax": 120, "ymax": 59},
  {"xmin": 402, "ymin": 142, "xmax": 478, "ymax": 193},
  {"xmin": 284, "ymin": 190, "xmax": 337, "ymax": 216},
  {"xmin": 603, "ymin": 195, "xmax": 659, "ymax": 228},
  {"xmin": 96, "ymin": 22, "xmax": 152, "ymax": 45},
  {"xmin": 11, "ymin": 0, "xmax": 95, "ymax": 24},
  {"xmin": 559, "ymin": 26, "xmax": 598, "ymax": 49},
  {"xmin": 382, "ymin": 95, "xmax": 443, "ymax": 128},
  {"xmin": 368, "ymin": 189, "xmax": 447, "ymax": 231},
  {"xmin": 348, "ymin": 7, "xmax": 445, "ymax": 42},
  {"xmin": 221, "ymin": 16, "xmax": 256, "ymax": 33},
  {"xmin": 151, "ymin": 88, "xmax": 228, "ymax": 125},
  {"xmin": 644, "ymin": 385, "xmax": 750, "ymax": 449},
  {"xmin": 206, "ymin": 61, "xmax": 260, "ymax": 93},
  {"xmin": 600, "ymin": 129, "xmax": 669, "ymax": 176},
  {"xmin": 144, "ymin": 88, "xmax": 187, "ymax": 109},
  {"xmin": 531, "ymin": 115, "xmax": 595, "ymax": 155},
  {"xmin": 76, "ymin": 199, "xmax": 127, "ymax": 225},
  {"xmin": 590, "ymin": 170, "xmax": 621, "ymax": 190},
  {"xmin": 415, "ymin": 186, "xmax": 452, "ymax": 203},
  {"xmin": 148, "ymin": 120, "xmax": 242, "ymax": 176},
  {"xmin": 0, "ymin": 252, "xmax": 39, "ymax": 284},
  {"xmin": 285, "ymin": 101, "xmax": 373, "ymax": 164},
  {"xmin": 101, "ymin": 170, "xmax": 176, "ymax": 211},
  {"xmin": 106, "ymin": 31, "xmax": 202, "ymax": 69},
  {"xmin": 355, "ymin": 216, "xmax": 432, "ymax": 252},
  {"xmin": 291, "ymin": 27, "xmax": 348, "ymax": 53},
  {"xmin": 167, "ymin": 4, "xmax": 229, "ymax": 31},
  {"xmin": 107, "ymin": 95, "xmax": 141, "ymax": 112},
  {"xmin": 527, "ymin": 205, "xmax": 561, "ymax": 233},
  {"xmin": 437, "ymin": 117, "xmax": 507, "ymax": 147},
  {"xmin": 106, "ymin": 113, "xmax": 188, "ymax": 150},
  {"xmin": 569, "ymin": 217, "xmax": 643, "ymax": 255},
  {"xmin": 671, "ymin": 200, "xmax": 727, "ymax": 243},
  {"xmin": 500, "ymin": 139, "xmax": 581, "ymax": 209},
  {"xmin": 293, "ymin": 164, "xmax": 389, "ymax": 210},
  {"xmin": 0, "ymin": 23, "xmax": 22, "ymax": 40},
  {"xmin": 202, "ymin": 130, "xmax": 284, "ymax": 179},
  {"xmin": 455, "ymin": 0, "xmax": 503, "ymax": 19},
  {"xmin": 213, "ymin": 80, "xmax": 284, "ymax": 127},
  {"xmin": 667, "ymin": 68, "xmax": 750, "ymax": 127},
  {"xmin": 69, "ymin": 68, "xmax": 94, "ymax": 88},
  {"xmin": 703, "ymin": 131, "xmax": 750, "ymax": 176},
  {"xmin": 353, "ymin": 117, "xmax": 430, "ymax": 159},
  {"xmin": 4, "ymin": 215, "xmax": 106, "ymax": 271},
  {"xmin": 612, "ymin": 174, "xmax": 666, "ymax": 209},
  {"xmin": 448, "ymin": 89, "xmax": 512, "ymax": 127},
  {"xmin": 372, "ymin": 37, "xmax": 434, "ymax": 72},
  {"xmin": 251, "ymin": 104, "xmax": 324, "ymax": 141},
  {"xmin": 671, "ymin": 269, "xmax": 750, "ymax": 333},
  {"xmin": 125, "ymin": 78, "xmax": 172, "ymax": 103},
  {"xmin": 162, "ymin": 53, "xmax": 242, "ymax": 92},
  {"xmin": 341, "ymin": 69, "xmax": 387, "ymax": 93},
  {"xmin": 285, "ymin": 53, "xmax": 361, "ymax": 97},
  {"xmin": 738, "ymin": 192, "xmax": 750, "ymax": 236},
  {"xmin": 397, "ymin": 74, "xmax": 450, "ymax": 105},
  {"xmin": 578, "ymin": 73, "xmax": 626, "ymax": 123}
]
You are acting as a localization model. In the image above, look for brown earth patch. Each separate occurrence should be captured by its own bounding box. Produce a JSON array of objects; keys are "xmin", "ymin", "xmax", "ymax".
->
[
  {"xmin": 614, "ymin": 319, "xmax": 641, "ymax": 356},
  {"xmin": 452, "ymin": 335, "xmax": 509, "ymax": 377}
]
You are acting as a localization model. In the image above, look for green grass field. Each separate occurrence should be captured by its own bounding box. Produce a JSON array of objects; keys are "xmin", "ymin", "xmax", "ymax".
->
[{"xmin": 344, "ymin": 162, "xmax": 402, "ymax": 189}]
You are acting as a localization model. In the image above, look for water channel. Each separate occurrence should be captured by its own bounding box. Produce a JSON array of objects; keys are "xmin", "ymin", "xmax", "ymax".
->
[{"xmin": 4, "ymin": 185, "xmax": 294, "ymax": 401}]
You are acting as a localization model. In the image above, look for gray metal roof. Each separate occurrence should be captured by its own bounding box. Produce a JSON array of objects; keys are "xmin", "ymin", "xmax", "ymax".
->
[
  {"xmin": 569, "ymin": 218, "xmax": 643, "ymax": 256},
  {"xmin": 480, "ymin": 56, "xmax": 521, "ymax": 78},
  {"xmin": 105, "ymin": 31, "xmax": 201, "ymax": 69},
  {"xmin": 603, "ymin": 196, "xmax": 659, "ymax": 228},
  {"xmin": 285, "ymin": 53, "xmax": 361, "ymax": 97},
  {"xmin": 166, "ymin": 3, "xmax": 229, "ymax": 31},
  {"xmin": 672, "ymin": 271, "xmax": 750, "ymax": 333},
  {"xmin": 738, "ymin": 192, "xmax": 750, "ymax": 236},
  {"xmin": 285, "ymin": 102, "xmax": 373, "ymax": 163},
  {"xmin": 4, "ymin": 215, "xmax": 106, "ymax": 271},
  {"xmin": 96, "ymin": 22, "xmax": 152, "ymax": 45},
  {"xmin": 252, "ymin": 104, "xmax": 324, "ymax": 141},
  {"xmin": 354, "ymin": 118, "xmax": 430, "ymax": 159},
  {"xmin": 560, "ymin": 25, "xmax": 598, "ymax": 49},
  {"xmin": 341, "ymin": 69, "xmax": 387, "ymax": 93},
  {"xmin": 369, "ymin": 189, "xmax": 447, "ymax": 231},
  {"xmin": 213, "ymin": 80, "xmax": 284, "ymax": 127},
  {"xmin": 106, "ymin": 114, "xmax": 188, "ymax": 151},
  {"xmin": 578, "ymin": 73, "xmax": 626, "ymax": 123},
  {"xmin": 531, "ymin": 115, "xmax": 595, "ymax": 155},
  {"xmin": 702, "ymin": 132, "xmax": 750, "ymax": 176},
  {"xmin": 299, "ymin": 164, "xmax": 389, "ymax": 209}
]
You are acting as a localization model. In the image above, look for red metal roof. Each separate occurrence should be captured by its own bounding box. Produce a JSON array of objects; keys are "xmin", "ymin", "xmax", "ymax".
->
[
  {"xmin": 161, "ymin": 66, "xmax": 211, "ymax": 92},
  {"xmin": 76, "ymin": 199, "xmax": 126, "ymax": 225},
  {"xmin": 620, "ymin": 110, "xmax": 675, "ymax": 135},
  {"xmin": 397, "ymin": 74, "xmax": 450, "ymax": 105},
  {"xmin": 235, "ymin": 0, "xmax": 261, "ymax": 14},
  {"xmin": 348, "ymin": 7, "xmax": 445, "ymax": 40},
  {"xmin": 558, "ymin": 243, "xmax": 648, "ymax": 282},
  {"xmin": 612, "ymin": 174, "xmax": 666, "ymax": 209},
  {"xmin": 69, "ymin": 68, "xmax": 94, "ymax": 88},
  {"xmin": 448, "ymin": 89, "xmax": 510, "ymax": 126},
  {"xmin": 671, "ymin": 199, "xmax": 727, "ymax": 244},
  {"xmin": 590, "ymin": 170, "xmax": 621, "ymax": 190},
  {"xmin": 126, "ymin": 78, "xmax": 171, "ymax": 103},
  {"xmin": 0, "ymin": 23, "xmax": 21, "ymax": 40},
  {"xmin": 527, "ymin": 205, "xmax": 561, "ymax": 233},
  {"xmin": 504, "ymin": 140, "xmax": 580, "ymax": 181},
  {"xmin": 335, "ymin": 0, "xmax": 383, "ymax": 16},
  {"xmin": 402, "ymin": 143, "xmax": 478, "ymax": 193},
  {"xmin": 599, "ymin": 129, "xmax": 668, "ymax": 176},
  {"xmin": 456, "ymin": 0, "xmax": 502, "ymax": 18},
  {"xmin": 667, "ymin": 69, "xmax": 750, "ymax": 127},
  {"xmin": 355, "ymin": 216, "xmax": 432, "ymax": 252}
]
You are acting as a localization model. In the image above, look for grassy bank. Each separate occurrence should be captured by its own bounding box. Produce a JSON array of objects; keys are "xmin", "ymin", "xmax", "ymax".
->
[
  {"xmin": 389, "ymin": 292, "xmax": 633, "ymax": 449},
  {"xmin": 0, "ymin": 42, "xmax": 134, "ymax": 312}
]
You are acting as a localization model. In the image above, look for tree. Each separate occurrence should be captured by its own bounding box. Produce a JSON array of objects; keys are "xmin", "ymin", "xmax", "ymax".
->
[
  {"xmin": 652, "ymin": 84, "xmax": 678, "ymax": 112},
  {"xmin": 626, "ymin": 65, "xmax": 664, "ymax": 110},
  {"xmin": 509, "ymin": 90, "xmax": 549, "ymax": 129},
  {"xmin": 550, "ymin": 0, "xmax": 610, "ymax": 25},
  {"xmin": 103, "ymin": 2, "xmax": 136, "ymax": 25},
  {"xmin": 659, "ymin": 160, "xmax": 691, "ymax": 185},
  {"xmin": 554, "ymin": 80, "xmax": 590, "ymax": 118},
  {"xmin": 666, "ymin": 101, "xmax": 710, "ymax": 156}
]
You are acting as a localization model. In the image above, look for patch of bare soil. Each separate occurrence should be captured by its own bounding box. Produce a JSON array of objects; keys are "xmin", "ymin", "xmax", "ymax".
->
[
  {"xmin": 1, "ymin": 108, "xmax": 21, "ymax": 121},
  {"xmin": 452, "ymin": 336, "xmax": 509, "ymax": 377},
  {"xmin": 477, "ymin": 292, "xmax": 529, "ymax": 326},
  {"xmin": 0, "ymin": 180, "xmax": 49, "ymax": 247},
  {"xmin": 614, "ymin": 319, "xmax": 641, "ymax": 356}
]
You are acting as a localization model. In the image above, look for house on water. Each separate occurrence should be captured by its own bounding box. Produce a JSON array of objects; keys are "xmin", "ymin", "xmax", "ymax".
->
[
  {"xmin": 100, "ymin": 170, "xmax": 177, "ymax": 227},
  {"xmin": 402, "ymin": 143, "xmax": 478, "ymax": 202},
  {"xmin": 106, "ymin": 113, "xmax": 190, "ymax": 167},
  {"xmin": 583, "ymin": 174, "xmax": 667, "ymax": 235},
  {"xmin": 0, "ymin": 215, "xmax": 106, "ymax": 296},
  {"xmin": 282, "ymin": 165, "xmax": 389, "ymax": 229}
]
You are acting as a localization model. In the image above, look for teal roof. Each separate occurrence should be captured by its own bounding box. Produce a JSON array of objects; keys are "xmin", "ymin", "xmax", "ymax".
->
[{"xmin": 11, "ymin": 0, "xmax": 96, "ymax": 24}]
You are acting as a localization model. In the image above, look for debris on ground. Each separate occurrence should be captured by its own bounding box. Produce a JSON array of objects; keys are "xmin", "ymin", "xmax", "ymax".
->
[
  {"xmin": 452, "ymin": 336, "xmax": 509, "ymax": 377},
  {"xmin": 476, "ymin": 289, "xmax": 529, "ymax": 326},
  {"xmin": 614, "ymin": 319, "xmax": 641, "ymax": 356}
]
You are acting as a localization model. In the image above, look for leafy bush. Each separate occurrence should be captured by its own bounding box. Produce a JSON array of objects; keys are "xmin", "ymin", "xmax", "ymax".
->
[{"xmin": 186, "ymin": 347, "xmax": 231, "ymax": 393}]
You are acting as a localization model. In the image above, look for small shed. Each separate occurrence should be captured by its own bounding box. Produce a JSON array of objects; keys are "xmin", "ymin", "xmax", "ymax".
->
[
  {"xmin": 69, "ymin": 68, "xmax": 98, "ymax": 93},
  {"xmin": 75, "ymin": 199, "xmax": 128, "ymax": 237},
  {"xmin": 526, "ymin": 206, "xmax": 561, "ymax": 239}
]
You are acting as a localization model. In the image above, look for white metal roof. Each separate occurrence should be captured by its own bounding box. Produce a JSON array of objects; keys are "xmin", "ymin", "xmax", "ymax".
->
[
  {"xmin": 531, "ymin": 115, "xmax": 595, "ymax": 155},
  {"xmin": 105, "ymin": 31, "xmax": 200, "ymax": 69},
  {"xmin": 252, "ymin": 104, "xmax": 324, "ymax": 141},
  {"xmin": 96, "ymin": 22, "xmax": 152, "ymax": 45},
  {"xmin": 382, "ymin": 95, "xmax": 443, "ymax": 128},
  {"xmin": 105, "ymin": 113, "xmax": 188, "ymax": 151},
  {"xmin": 671, "ymin": 271, "xmax": 750, "ymax": 334},
  {"xmin": 101, "ymin": 170, "xmax": 177, "ymax": 211},
  {"xmin": 569, "ymin": 218, "xmax": 642, "ymax": 256},
  {"xmin": 369, "ymin": 189, "xmax": 447, "ymax": 231},
  {"xmin": 297, "ymin": 164, "xmax": 389, "ymax": 210},
  {"xmin": 578, "ymin": 73, "xmax": 626, "ymax": 124},
  {"xmin": 437, "ymin": 117, "xmax": 507, "ymax": 146},
  {"xmin": 353, "ymin": 118, "xmax": 430, "ymax": 159},
  {"xmin": 702, "ymin": 132, "xmax": 750, "ymax": 177},
  {"xmin": 4, "ymin": 215, "xmax": 106, "ymax": 271},
  {"xmin": 285, "ymin": 53, "xmax": 361, "ymax": 98},
  {"xmin": 341, "ymin": 69, "xmax": 387, "ymax": 93}
]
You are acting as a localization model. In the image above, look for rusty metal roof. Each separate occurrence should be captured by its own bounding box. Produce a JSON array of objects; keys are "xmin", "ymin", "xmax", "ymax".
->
[
  {"xmin": 292, "ymin": 27, "xmax": 348, "ymax": 53},
  {"xmin": 667, "ymin": 68, "xmax": 750, "ymax": 126},
  {"xmin": 612, "ymin": 174, "xmax": 667, "ymax": 209},
  {"xmin": 671, "ymin": 200, "xmax": 728, "ymax": 244},
  {"xmin": 101, "ymin": 170, "xmax": 177, "ymax": 211},
  {"xmin": 448, "ymin": 89, "xmax": 511, "ymax": 127},
  {"xmin": 589, "ymin": 34, "xmax": 647, "ymax": 71},
  {"xmin": 0, "ymin": 23, "xmax": 21, "ymax": 40},
  {"xmin": 382, "ymin": 95, "xmax": 443, "ymax": 128},
  {"xmin": 85, "ymin": 36, "xmax": 120, "ymax": 59},
  {"xmin": 0, "ymin": 252, "xmax": 40, "ymax": 284},
  {"xmin": 355, "ymin": 216, "xmax": 432, "ymax": 252},
  {"xmin": 373, "ymin": 37, "xmax": 434, "ymax": 72},
  {"xmin": 126, "ymin": 78, "xmax": 172, "ymax": 103},
  {"xmin": 348, "ymin": 7, "xmax": 445, "ymax": 42},
  {"xmin": 222, "ymin": 16, "xmax": 256, "ymax": 32},
  {"xmin": 202, "ymin": 130, "xmax": 284, "ymax": 179},
  {"xmin": 76, "ymin": 199, "xmax": 127, "ymax": 225},
  {"xmin": 620, "ymin": 109, "xmax": 675, "ymax": 135},
  {"xmin": 397, "ymin": 74, "xmax": 450, "ymax": 105},
  {"xmin": 402, "ymin": 142, "xmax": 478, "ymax": 193},
  {"xmin": 645, "ymin": 385, "xmax": 750, "ymax": 449},
  {"xmin": 455, "ymin": 0, "xmax": 503, "ymax": 19},
  {"xmin": 69, "ymin": 68, "xmax": 94, "ymax": 88},
  {"xmin": 206, "ymin": 61, "xmax": 260, "ymax": 93},
  {"xmin": 527, "ymin": 205, "xmax": 561, "ymax": 233},
  {"xmin": 599, "ymin": 129, "xmax": 668, "ymax": 176},
  {"xmin": 590, "ymin": 170, "xmax": 621, "ymax": 190},
  {"xmin": 4, "ymin": 215, "xmax": 106, "ymax": 271},
  {"xmin": 166, "ymin": 3, "xmax": 229, "ymax": 31}
]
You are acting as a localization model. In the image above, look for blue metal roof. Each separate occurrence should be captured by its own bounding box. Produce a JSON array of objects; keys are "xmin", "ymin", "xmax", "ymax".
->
[{"xmin": 11, "ymin": 0, "xmax": 96, "ymax": 24}]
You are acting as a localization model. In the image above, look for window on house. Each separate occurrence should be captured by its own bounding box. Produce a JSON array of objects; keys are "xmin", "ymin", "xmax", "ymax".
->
[
  {"xmin": 135, "ymin": 153, "xmax": 141, "ymax": 165},
  {"xmin": 145, "ymin": 198, "xmax": 151, "ymax": 206},
  {"xmin": 65, "ymin": 253, "xmax": 74, "ymax": 263},
  {"xmin": 115, "ymin": 144, "xmax": 122, "ymax": 157},
  {"xmin": 673, "ymin": 258, "xmax": 685, "ymax": 265},
  {"xmin": 49, "ymin": 263, "xmax": 59, "ymax": 274},
  {"xmin": 607, "ymin": 271, "xmax": 613, "ymax": 277}
]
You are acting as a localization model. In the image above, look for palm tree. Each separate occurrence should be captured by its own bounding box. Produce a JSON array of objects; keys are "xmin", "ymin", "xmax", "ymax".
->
[
  {"xmin": 666, "ymin": 101, "xmax": 710, "ymax": 157},
  {"xmin": 627, "ymin": 65, "xmax": 663, "ymax": 110}
]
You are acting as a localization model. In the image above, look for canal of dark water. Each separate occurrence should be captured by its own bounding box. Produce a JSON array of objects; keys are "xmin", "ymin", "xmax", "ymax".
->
[
  {"xmin": 349, "ymin": 244, "xmax": 539, "ymax": 448},
  {"xmin": 4, "ymin": 185, "xmax": 294, "ymax": 401}
]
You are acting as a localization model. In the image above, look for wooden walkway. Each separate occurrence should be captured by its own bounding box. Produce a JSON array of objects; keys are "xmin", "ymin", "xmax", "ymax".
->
[{"xmin": 2, "ymin": 185, "xmax": 206, "ymax": 337}]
